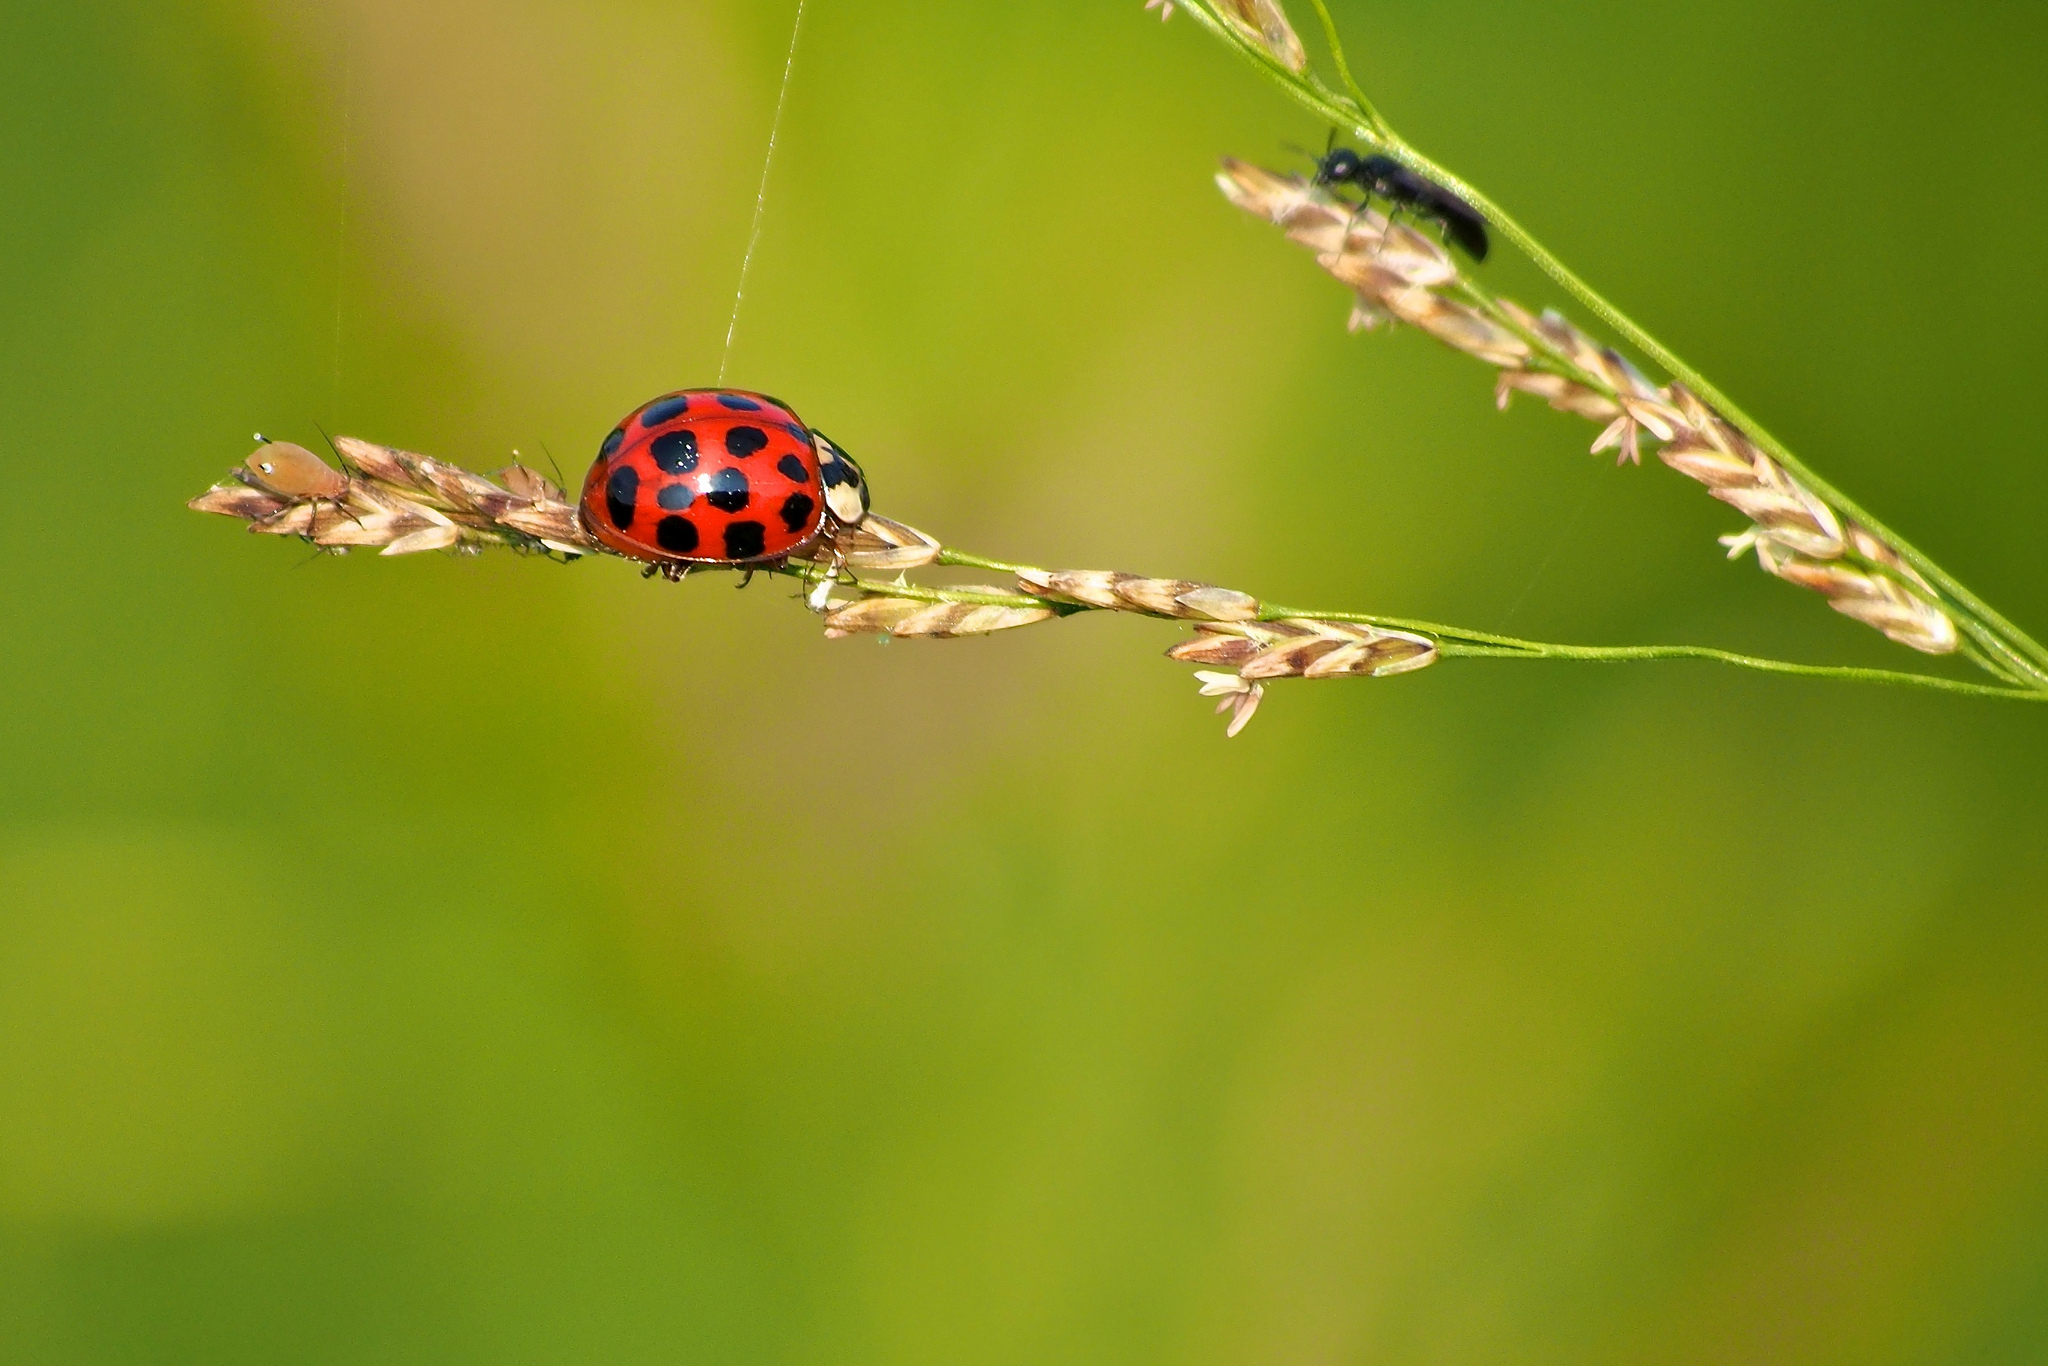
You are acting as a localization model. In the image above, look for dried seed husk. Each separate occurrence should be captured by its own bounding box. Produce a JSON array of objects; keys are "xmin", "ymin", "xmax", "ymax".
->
[
  {"xmin": 1110, "ymin": 576, "xmax": 1205, "ymax": 616},
  {"xmin": 413, "ymin": 457, "xmax": 510, "ymax": 514},
  {"xmin": 823, "ymin": 597, "xmax": 930, "ymax": 636},
  {"xmin": 1173, "ymin": 585, "xmax": 1261, "ymax": 622},
  {"xmin": 824, "ymin": 596, "xmax": 1055, "ymax": 639},
  {"xmin": 1239, "ymin": 635, "xmax": 1349, "ymax": 680},
  {"xmin": 1496, "ymin": 370, "xmax": 1623, "ymax": 422},
  {"xmin": 1014, "ymin": 570, "xmax": 1261, "ymax": 622},
  {"xmin": 1285, "ymin": 206, "xmax": 1392, "ymax": 257},
  {"xmin": 1408, "ymin": 301, "xmax": 1530, "ymax": 368},
  {"xmin": 1358, "ymin": 277, "xmax": 1529, "ymax": 366},
  {"xmin": 1216, "ymin": 159, "xmax": 1328, "ymax": 226},
  {"xmin": 1017, "ymin": 569, "xmax": 1124, "ymax": 610},
  {"xmin": 306, "ymin": 510, "xmax": 414, "ymax": 548},
  {"xmin": 1299, "ymin": 634, "xmax": 1438, "ymax": 679},
  {"xmin": 1658, "ymin": 435, "xmax": 1755, "ymax": 489},
  {"xmin": 188, "ymin": 483, "xmax": 288, "ymax": 521},
  {"xmin": 248, "ymin": 502, "xmax": 319, "ymax": 537},
  {"xmin": 1166, "ymin": 632, "xmax": 1263, "ymax": 666},
  {"xmin": 1834, "ymin": 596, "xmax": 1958, "ymax": 654},
  {"xmin": 382, "ymin": 525, "xmax": 462, "ymax": 557},
  {"xmin": 1317, "ymin": 231, "xmax": 1459, "ymax": 291},
  {"xmin": 1620, "ymin": 396, "xmax": 1681, "ymax": 441},
  {"xmin": 1845, "ymin": 525, "xmax": 1936, "ymax": 593},
  {"xmin": 497, "ymin": 503, "xmax": 598, "ymax": 553},
  {"xmin": 1216, "ymin": 0, "xmax": 1307, "ymax": 72},
  {"xmin": 943, "ymin": 604, "xmax": 1058, "ymax": 636},
  {"xmin": 332, "ymin": 436, "xmax": 415, "ymax": 485},
  {"xmin": 823, "ymin": 513, "xmax": 941, "ymax": 569},
  {"xmin": 1716, "ymin": 478, "xmax": 1845, "ymax": 559}
]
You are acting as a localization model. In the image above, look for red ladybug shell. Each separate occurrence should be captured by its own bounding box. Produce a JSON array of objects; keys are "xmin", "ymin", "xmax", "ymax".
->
[{"xmin": 579, "ymin": 389, "xmax": 825, "ymax": 564}]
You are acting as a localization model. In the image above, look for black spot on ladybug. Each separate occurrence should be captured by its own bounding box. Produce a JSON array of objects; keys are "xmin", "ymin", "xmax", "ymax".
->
[
  {"xmin": 725, "ymin": 425, "xmax": 769, "ymax": 458},
  {"xmin": 656, "ymin": 515, "xmax": 699, "ymax": 554},
  {"xmin": 605, "ymin": 464, "xmax": 638, "ymax": 529},
  {"xmin": 820, "ymin": 458, "xmax": 847, "ymax": 489},
  {"xmin": 657, "ymin": 483, "xmax": 694, "ymax": 511},
  {"xmin": 641, "ymin": 395, "xmax": 691, "ymax": 427},
  {"xmin": 778, "ymin": 492, "xmax": 815, "ymax": 533},
  {"xmin": 650, "ymin": 429, "xmax": 698, "ymax": 474},
  {"xmin": 776, "ymin": 454, "xmax": 809, "ymax": 483},
  {"xmin": 704, "ymin": 467, "xmax": 750, "ymax": 513},
  {"xmin": 599, "ymin": 427, "xmax": 626, "ymax": 460},
  {"xmin": 716, "ymin": 393, "xmax": 763, "ymax": 411},
  {"xmin": 782, "ymin": 422, "xmax": 811, "ymax": 443},
  {"xmin": 723, "ymin": 521, "xmax": 766, "ymax": 559}
]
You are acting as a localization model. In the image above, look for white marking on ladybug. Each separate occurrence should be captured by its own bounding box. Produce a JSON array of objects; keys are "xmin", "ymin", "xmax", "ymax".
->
[{"xmin": 812, "ymin": 431, "xmax": 869, "ymax": 528}]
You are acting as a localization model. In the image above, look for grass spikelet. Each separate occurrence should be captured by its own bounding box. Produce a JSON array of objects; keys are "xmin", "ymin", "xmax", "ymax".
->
[{"xmin": 1214, "ymin": 0, "xmax": 1307, "ymax": 72}]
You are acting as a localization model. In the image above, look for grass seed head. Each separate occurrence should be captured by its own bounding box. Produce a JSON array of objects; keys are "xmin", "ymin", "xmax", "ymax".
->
[
  {"xmin": 1176, "ymin": 619, "xmax": 1438, "ymax": 735},
  {"xmin": 1215, "ymin": 0, "xmax": 1308, "ymax": 73},
  {"xmin": 190, "ymin": 434, "xmax": 601, "ymax": 559},
  {"xmin": 1221, "ymin": 158, "xmax": 1964, "ymax": 658}
]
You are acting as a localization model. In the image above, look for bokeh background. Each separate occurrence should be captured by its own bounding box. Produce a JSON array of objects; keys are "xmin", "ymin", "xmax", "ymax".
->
[{"xmin": 5, "ymin": 1, "xmax": 2048, "ymax": 1361}]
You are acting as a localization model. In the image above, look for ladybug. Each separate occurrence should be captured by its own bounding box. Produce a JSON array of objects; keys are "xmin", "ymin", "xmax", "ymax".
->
[{"xmin": 578, "ymin": 388, "xmax": 869, "ymax": 575}]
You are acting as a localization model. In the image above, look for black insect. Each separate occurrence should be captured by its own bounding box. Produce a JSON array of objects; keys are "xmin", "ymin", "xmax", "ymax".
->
[{"xmin": 1313, "ymin": 146, "xmax": 1490, "ymax": 263}]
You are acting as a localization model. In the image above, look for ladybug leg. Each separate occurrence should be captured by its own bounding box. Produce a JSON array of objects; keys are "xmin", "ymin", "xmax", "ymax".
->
[
  {"xmin": 643, "ymin": 563, "xmax": 661, "ymax": 580},
  {"xmin": 660, "ymin": 562, "xmax": 693, "ymax": 584},
  {"xmin": 736, "ymin": 568, "xmax": 756, "ymax": 590}
]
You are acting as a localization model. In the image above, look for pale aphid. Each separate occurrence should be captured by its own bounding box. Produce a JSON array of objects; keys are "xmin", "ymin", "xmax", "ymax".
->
[{"xmin": 244, "ymin": 441, "xmax": 349, "ymax": 499}]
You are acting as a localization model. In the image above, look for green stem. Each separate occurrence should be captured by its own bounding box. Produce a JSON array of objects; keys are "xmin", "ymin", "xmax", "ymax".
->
[
  {"xmin": 1176, "ymin": 0, "xmax": 2048, "ymax": 690},
  {"xmin": 1439, "ymin": 642, "xmax": 2045, "ymax": 702},
  {"xmin": 936, "ymin": 548, "xmax": 1032, "ymax": 575},
  {"xmin": 1302, "ymin": 0, "xmax": 1383, "ymax": 132},
  {"xmin": 789, "ymin": 550, "xmax": 2043, "ymax": 702}
]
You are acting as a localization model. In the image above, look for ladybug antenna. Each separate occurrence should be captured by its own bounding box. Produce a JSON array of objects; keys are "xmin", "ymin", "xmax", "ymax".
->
[{"xmin": 253, "ymin": 431, "xmax": 271, "ymax": 446}]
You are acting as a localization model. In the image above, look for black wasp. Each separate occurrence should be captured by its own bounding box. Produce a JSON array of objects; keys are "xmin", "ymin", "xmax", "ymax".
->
[{"xmin": 1313, "ymin": 146, "xmax": 1490, "ymax": 263}]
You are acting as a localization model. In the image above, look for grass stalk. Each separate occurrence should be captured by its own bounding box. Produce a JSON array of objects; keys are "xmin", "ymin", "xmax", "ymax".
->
[{"xmin": 1167, "ymin": 0, "xmax": 2048, "ymax": 691}]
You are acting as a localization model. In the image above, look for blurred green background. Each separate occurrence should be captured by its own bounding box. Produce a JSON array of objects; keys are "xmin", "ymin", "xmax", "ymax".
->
[{"xmin": 5, "ymin": 1, "xmax": 2048, "ymax": 1361}]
